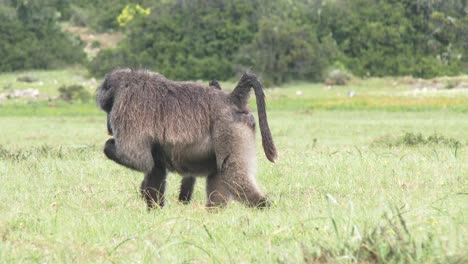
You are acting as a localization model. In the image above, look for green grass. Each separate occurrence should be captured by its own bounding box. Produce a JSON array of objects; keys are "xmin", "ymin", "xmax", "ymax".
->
[
  {"xmin": 0, "ymin": 68, "xmax": 95, "ymax": 96},
  {"xmin": 0, "ymin": 70, "xmax": 467, "ymax": 262},
  {"xmin": 0, "ymin": 101, "xmax": 100, "ymax": 116},
  {"xmin": 2, "ymin": 71, "xmax": 468, "ymax": 115},
  {"xmin": 1, "ymin": 112, "xmax": 467, "ymax": 263}
]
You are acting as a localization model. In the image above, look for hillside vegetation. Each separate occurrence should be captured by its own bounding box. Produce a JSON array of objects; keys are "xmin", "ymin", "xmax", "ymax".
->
[{"xmin": 0, "ymin": 0, "xmax": 466, "ymax": 85}]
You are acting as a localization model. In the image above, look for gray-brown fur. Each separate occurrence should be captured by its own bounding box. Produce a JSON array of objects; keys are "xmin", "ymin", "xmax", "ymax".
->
[
  {"xmin": 97, "ymin": 68, "xmax": 277, "ymax": 209},
  {"xmin": 106, "ymin": 79, "xmax": 222, "ymax": 203},
  {"xmin": 107, "ymin": 79, "xmax": 222, "ymax": 136},
  {"xmin": 177, "ymin": 80, "xmax": 221, "ymax": 203}
]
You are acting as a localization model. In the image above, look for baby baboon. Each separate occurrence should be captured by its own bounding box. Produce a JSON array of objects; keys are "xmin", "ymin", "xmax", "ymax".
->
[
  {"xmin": 97, "ymin": 69, "xmax": 277, "ymax": 209},
  {"xmin": 209, "ymin": 80, "xmax": 222, "ymax": 90}
]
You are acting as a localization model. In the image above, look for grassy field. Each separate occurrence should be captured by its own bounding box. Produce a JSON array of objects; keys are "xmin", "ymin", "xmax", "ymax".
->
[{"xmin": 0, "ymin": 70, "xmax": 467, "ymax": 263}]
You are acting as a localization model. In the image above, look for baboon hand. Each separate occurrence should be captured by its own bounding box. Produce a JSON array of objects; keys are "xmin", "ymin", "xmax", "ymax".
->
[
  {"xmin": 255, "ymin": 197, "xmax": 272, "ymax": 209},
  {"xmin": 103, "ymin": 138, "xmax": 116, "ymax": 160}
]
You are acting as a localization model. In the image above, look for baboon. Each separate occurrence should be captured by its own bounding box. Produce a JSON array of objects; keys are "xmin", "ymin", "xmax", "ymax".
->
[
  {"xmin": 209, "ymin": 80, "xmax": 222, "ymax": 90},
  {"xmin": 105, "ymin": 79, "xmax": 223, "ymax": 203},
  {"xmin": 97, "ymin": 69, "xmax": 277, "ymax": 209}
]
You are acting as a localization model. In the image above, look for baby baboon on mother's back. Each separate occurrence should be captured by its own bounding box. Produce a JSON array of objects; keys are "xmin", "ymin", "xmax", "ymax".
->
[{"xmin": 97, "ymin": 69, "xmax": 277, "ymax": 209}]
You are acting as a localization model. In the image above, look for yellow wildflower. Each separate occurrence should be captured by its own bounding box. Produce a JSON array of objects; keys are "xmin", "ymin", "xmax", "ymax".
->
[{"xmin": 117, "ymin": 4, "xmax": 151, "ymax": 27}]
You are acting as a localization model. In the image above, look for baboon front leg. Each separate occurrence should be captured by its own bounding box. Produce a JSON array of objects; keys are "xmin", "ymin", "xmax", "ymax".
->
[
  {"xmin": 103, "ymin": 138, "xmax": 154, "ymax": 172},
  {"xmin": 140, "ymin": 166, "xmax": 167, "ymax": 209},
  {"xmin": 179, "ymin": 176, "xmax": 196, "ymax": 204},
  {"xmin": 103, "ymin": 138, "xmax": 140, "ymax": 171}
]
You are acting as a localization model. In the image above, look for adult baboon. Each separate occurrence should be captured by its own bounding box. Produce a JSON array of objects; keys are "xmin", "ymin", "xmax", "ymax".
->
[
  {"xmin": 105, "ymin": 79, "xmax": 223, "ymax": 204},
  {"xmin": 97, "ymin": 69, "xmax": 277, "ymax": 209}
]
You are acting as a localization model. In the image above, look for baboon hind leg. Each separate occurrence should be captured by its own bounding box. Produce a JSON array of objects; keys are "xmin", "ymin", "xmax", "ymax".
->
[
  {"xmin": 213, "ymin": 126, "xmax": 270, "ymax": 208},
  {"xmin": 179, "ymin": 176, "xmax": 196, "ymax": 204},
  {"xmin": 140, "ymin": 165, "xmax": 167, "ymax": 209},
  {"xmin": 206, "ymin": 173, "xmax": 231, "ymax": 208}
]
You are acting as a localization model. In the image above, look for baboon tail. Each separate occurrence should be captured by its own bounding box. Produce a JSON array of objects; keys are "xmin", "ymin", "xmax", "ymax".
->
[{"xmin": 230, "ymin": 73, "xmax": 278, "ymax": 163}]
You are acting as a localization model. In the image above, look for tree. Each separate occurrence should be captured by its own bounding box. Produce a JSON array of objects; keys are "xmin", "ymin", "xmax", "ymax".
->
[{"xmin": 0, "ymin": 0, "xmax": 85, "ymax": 72}]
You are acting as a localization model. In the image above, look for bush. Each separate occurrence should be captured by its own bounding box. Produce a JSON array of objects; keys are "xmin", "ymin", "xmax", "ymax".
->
[
  {"xmin": 0, "ymin": 2, "xmax": 85, "ymax": 72},
  {"xmin": 91, "ymin": 40, "xmax": 101, "ymax": 49},
  {"xmin": 324, "ymin": 68, "xmax": 351, "ymax": 86},
  {"xmin": 86, "ymin": 48, "xmax": 132, "ymax": 77},
  {"xmin": 88, "ymin": 0, "xmax": 260, "ymax": 79},
  {"xmin": 85, "ymin": 0, "xmax": 467, "ymax": 82},
  {"xmin": 58, "ymin": 85, "xmax": 92, "ymax": 102},
  {"xmin": 238, "ymin": 19, "xmax": 329, "ymax": 86},
  {"xmin": 319, "ymin": 0, "xmax": 465, "ymax": 78},
  {"xmin": 69, "ymin": 5, "xmax": 89, "ymax": 27},
  {"xmin": 16, "ymin": 76, "xmax": 39, "ymax": 83},
  {"xmin": 372, "ymin": 132, "xmax": 463, "ymax": 148},
  {"xmin": 68, "ymin": 0, "xmax": 132, "ymax": 32}
]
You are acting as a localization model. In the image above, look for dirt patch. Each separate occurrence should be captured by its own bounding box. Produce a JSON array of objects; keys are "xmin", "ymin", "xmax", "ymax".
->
[
  {"xmin": 0, "ymin": 89, "xmax": 40, "ymax": 100},
  {"xmin": 64, "ymin": 26, "xmax": 123, "ymax": 58}
]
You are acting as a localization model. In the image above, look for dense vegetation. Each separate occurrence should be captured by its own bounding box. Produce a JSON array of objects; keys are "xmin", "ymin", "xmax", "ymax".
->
[
  {"xmin": 86, "ymin": 0, "xmax": 468, "ymax": 84},
  {"xmin": 0, "ymin": 0, "xmax": 85, "ymax": 72},
  {"xmin": 0, "ymin": 0, "xmax": 466, "ymax": 84}
]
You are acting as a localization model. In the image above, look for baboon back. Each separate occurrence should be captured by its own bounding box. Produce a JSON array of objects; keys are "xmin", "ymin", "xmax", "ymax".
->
[{"xmin": 109, "ymin": 72, "xmax": 218, "ymax": 145}]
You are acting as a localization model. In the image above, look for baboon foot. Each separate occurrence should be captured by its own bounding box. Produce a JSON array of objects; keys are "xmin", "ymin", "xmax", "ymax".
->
[
  {"xmin": 140, "ymin": 186, "xmax": 165, "ymax": 209},
  {"xmin": 140, "ymin": 172, "xmax": 166, "ymax": 209},
  {"xmin": 179, "ymin": 177, "xmax": 196, "ymax": 204}
]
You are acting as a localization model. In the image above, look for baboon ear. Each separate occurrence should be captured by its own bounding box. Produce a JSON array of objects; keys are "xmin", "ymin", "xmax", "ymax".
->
[{"xmin": 101, "ymin": 77, "xmax": 111, "ymax": 90}]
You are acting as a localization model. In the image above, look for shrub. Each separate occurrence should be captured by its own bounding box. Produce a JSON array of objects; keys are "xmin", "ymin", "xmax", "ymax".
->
[
  {"xmin": 0, "ymin": 3, "xmax": 85, "ymax": 72},
  {"xmin": 86, "ymin": 48, "xmax": 132, "ymax": 77},
  {"xmin": 88, "ymin": 0, "xmax": 260, "ymax": 79},
  {"xmin": 91, "ymin": 40, "xmax": 101, "ymax": 49},
  {"xmin": 372, "ymin": 132, "xmax": 463, "ymax": 148},
  {"xmin": 58, "ymin": 85, "xmax": 92, "ymax": 103},
  {"xmin": 69, "ymin": 5, "xmax": 89, "ymax": 27},
  {"xmin": 324, "ymin": 69, "xmax": 351, "ymax": 86},
  {"xmin": 16, "ymin": 76, "xmax": 39, "ymax": 83},
  {"xmin": 444, "ymin": 80, "xmax": 460, "ymax": 89},
  {"xmin": 238, "ymin": 18, "xmax": 334, "ymax": 86}
]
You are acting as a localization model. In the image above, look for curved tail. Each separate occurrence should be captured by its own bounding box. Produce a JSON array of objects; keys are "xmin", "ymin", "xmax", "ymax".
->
[{"xmin": 230, "ymin": 73, "xmax": 278, "ymax": 163}]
